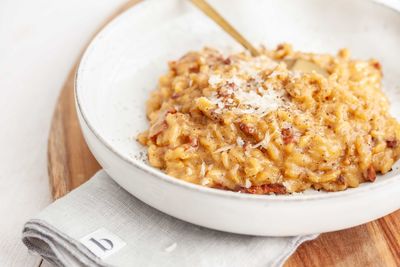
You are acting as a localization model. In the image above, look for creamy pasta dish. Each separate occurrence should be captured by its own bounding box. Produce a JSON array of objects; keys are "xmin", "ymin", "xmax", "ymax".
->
[{"xmin": 137, "ymin": 44, "xmax": 400, "ymax": 194}]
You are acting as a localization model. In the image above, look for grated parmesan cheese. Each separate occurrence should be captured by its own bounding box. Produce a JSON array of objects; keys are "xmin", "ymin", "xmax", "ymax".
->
[
  {"xmin": 283, "ymin": 180, "xmax": 296, "ymax": 192},
  {"xmin": 201, "ymin": 178, "xmax": 210, "ymax": 186},
  {"xmin": 186, "ymin": 167, "xmax": 193, "ymax": 176},
  {"xmin": 236, "ymin": 137, "xmax": 245, "ymax": 147},
  {"xmin": 245, "ymin": 178, "xmax": 252, "ymax": 188},
  {"xmin": 208, "ymin": 74, "xmax": 222, "ymax": 87},
  {"xmin": 268, "ymin": 71, "xmax": 285, "ymax": 78},
  {"xmin": 204, "ymin": 55, "xmax": 287, "ymax": 117},
  {"xmin": 290, "ymin": 71, "xmax": 302, "ymax": 79},
  {"xmin": 238, "ymin": 55, "xmax": 278, "ymax": 77},
  {"xmin": 251, "ymin": 130, "xmax": 274, "ymax": 149},
  {"xmin": 233, "ymin": 88, "xmax": 284, "ymax": 117},
  {"xmin": 200, "ymin": 162, "xmax": 206, "ymax": 177},
  {"xmin": 227, "ymin": 76, "xmax": 244, "ymax": 87}
]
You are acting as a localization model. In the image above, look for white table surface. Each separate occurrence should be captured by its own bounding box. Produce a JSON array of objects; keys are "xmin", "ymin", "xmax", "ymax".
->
[
  {"xmin": 2, "ymin": 0, "xmax": 400, "ymax": 266},
  {"xmin": 0, "ymin": 0, "xmax": 126, "ymax": 265}
]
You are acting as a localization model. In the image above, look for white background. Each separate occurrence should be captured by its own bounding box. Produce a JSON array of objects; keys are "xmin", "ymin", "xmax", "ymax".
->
[
  {"xmin": 0, "ymin": 0, "xmax": 126, "ymax": 265},
  {"xmin": 1, "ymin": 0, "xmax": 400, "ymax": 266}
]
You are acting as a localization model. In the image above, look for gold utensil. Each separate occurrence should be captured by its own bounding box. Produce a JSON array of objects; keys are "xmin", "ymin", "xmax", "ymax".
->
[
  {"xmin": 190, "ymin": 0, "xmax": 327, "ymax": 76},
  {"xmin": 190, "ymin": 0, "xmax": 260, "ymax": 57}
]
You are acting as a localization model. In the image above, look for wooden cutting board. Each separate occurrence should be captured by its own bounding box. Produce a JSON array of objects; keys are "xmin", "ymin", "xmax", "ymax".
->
[{"xmin": 47, "ymin": 1, "xmax": 400, "ymax": 266}]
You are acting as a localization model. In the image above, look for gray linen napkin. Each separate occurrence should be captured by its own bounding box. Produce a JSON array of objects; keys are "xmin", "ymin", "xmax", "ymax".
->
[{"xmin": 22, "ymin": 170, "xmax": 317, "ymax": 267}]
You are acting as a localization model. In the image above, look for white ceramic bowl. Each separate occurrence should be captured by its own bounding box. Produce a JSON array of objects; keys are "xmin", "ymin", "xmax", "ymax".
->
[{"xmin": 75, "ymin": 0, "xmax": 400, "ymax": 236}]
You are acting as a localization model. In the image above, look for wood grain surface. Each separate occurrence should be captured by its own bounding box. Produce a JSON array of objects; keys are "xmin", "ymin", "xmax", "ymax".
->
[{"xmin": 47, "ymin": 1, "xmax": 400, "ymax": 266}]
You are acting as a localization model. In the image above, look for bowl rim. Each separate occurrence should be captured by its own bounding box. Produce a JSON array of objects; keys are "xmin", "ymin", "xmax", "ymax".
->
[{"xmin": 75, "ymin": 0, "xmax": 400, "ymax": 202}]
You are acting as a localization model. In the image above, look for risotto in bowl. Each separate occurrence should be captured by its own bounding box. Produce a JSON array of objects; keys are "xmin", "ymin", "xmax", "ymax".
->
[
  {"xmin": 138, "ymin": 44, "xmax": 400, "ymax": 194},
  {"xmin": 76, "ymin": 0, "xmax": 400, "ymax": 235}
]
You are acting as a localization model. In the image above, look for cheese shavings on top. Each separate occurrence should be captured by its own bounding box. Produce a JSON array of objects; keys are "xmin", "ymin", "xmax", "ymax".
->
[{"xmin": 205, "ymin": 56, "xmax": 288, "ymax": 117}]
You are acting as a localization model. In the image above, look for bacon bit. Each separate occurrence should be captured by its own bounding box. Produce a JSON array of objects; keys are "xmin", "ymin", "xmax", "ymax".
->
[
  {"xmin": 209, "ymin": 110, "xmax": 223, "ymax": 123},
  {"xmin": 239, "ymin": 183, "xmax": 287, "ymax": 195},
  {"xmin": 386, "ymin": 139, "xmax": 398, "ymax": 148},
  {"xmin": 188, "ymin": 65, "xmax": 200, "ymax": 73},
  {"xmin": 188, "ymin": 136, "xmax": 199, "ymax": 148},
  {"xmin": 276, "ymin": 44, "xmax": 285, "ymax": 50},
  {"xmin": 169, "ymin": 61, "xmax": 177, "ymax": 73},
  {"xmin": 239, "ymin": 122, "xmax": 256, "ymax": 136},
  {"xmin": 217, "ymin": 88, "xmax": 232, "ymax": 98},
  {"xmin": 148, "ymin": 108, "xmax": 177, "ymax": 142},
  {"xmin": 281, "ymin": 128, "xmax": 294, "ymax": 144},
  {"xmin": 149, "ymin": 121, "xmax": 167, "ymax": 142},
  {"xmin": 171, "ymin": 93, "xmax": 180, "ymax": 99},
  {"xmin": 364, "ymin": 165, "xmax": 376, "ymax": 182},
  {"xmin": 227, "ymin": 82, "xmax": 236, "ymax": 89},
  {"xmin": 223, "ymin": 57, "xmax": 231, "ymax": 65},
  {"xmin": 372, "ymin": 61, "xmax": 381, "ymax": 71},
  {"xmin": 167, "ymin": 107, "xmax": 177, "ymax": 114},
  {"xmin": 337, "ymin": 175, "xmax": 346, "ymax": 185}
]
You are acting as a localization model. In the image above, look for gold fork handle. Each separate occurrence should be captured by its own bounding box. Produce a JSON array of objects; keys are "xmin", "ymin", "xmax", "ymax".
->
[{"xmin": 190, "ymin": 0, "xmax": 260, "ymax": 57}]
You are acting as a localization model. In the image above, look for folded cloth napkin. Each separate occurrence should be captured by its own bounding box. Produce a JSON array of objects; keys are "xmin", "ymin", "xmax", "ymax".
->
[{"xmin": 22, "ymin": 170, "xmax": 317, "ymax": 267}]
